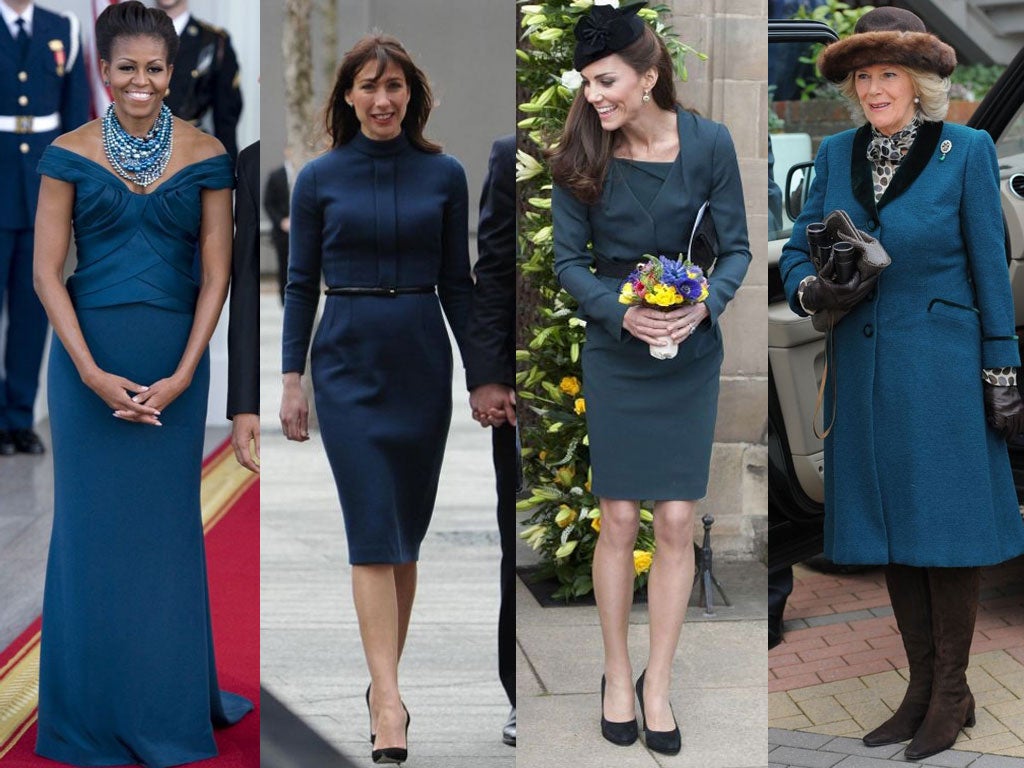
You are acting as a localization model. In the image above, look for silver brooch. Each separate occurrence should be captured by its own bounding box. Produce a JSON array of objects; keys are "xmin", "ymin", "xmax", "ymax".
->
[{"xmin": 939, "ymin": 139, "xmax": 952, "ymax": 161}]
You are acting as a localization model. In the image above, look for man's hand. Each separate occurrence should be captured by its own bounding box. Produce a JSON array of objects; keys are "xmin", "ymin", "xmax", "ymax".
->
[
  {"xmin": 470, "ymin": 383, "xmax": 516, "ymax": 428},
  {"xmin": 231, "ymin": 413, "xmax": 260, "ymax": 472}
]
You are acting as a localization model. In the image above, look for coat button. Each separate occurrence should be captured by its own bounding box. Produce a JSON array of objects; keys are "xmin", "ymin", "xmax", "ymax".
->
[
  {"xmin": 19, "ymin": 143, "xmax": 29, "ymax": 153},
  {"xmin": 17, "ymin": 71, "xmax": 27, "ymax": 82},
  {"xmin": 864, "ymin": 324, "xmax": 874, "ymax": 337},
  {"xmin": 866, "ymin": 220, "xmax": 877, "ymax": 231},
  {"xmin": 17, "ymin": 95, "xmax": 28, "ymax": 106}
]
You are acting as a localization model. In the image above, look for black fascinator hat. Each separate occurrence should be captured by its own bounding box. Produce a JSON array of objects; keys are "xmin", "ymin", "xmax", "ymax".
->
[{"xmin": 573, "ymin": 2, "xmax": 647, "ymax": 71}]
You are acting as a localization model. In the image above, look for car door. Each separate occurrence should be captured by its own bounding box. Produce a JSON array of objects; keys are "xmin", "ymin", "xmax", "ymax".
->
[{"xmin": 768, "ymin": 19, "xmax": 841, "ymax": 572}]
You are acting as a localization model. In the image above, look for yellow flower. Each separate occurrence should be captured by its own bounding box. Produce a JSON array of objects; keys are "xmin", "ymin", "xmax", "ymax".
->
[
  {"xmin": 574, "ymin": 398, "xmax": 586, "ymax": 415},
  {"xmin": 539, "ymin": 450, "xmax": 548, "ymax": 462},
  {"xmin": 699, "ymin": 284, "xmax": 709, "ymax": 302},
  {"xmin": 555, "ymin": 504, "xmax": 577, "ymax": 528},
  {"xmin": 590, "ymin": 512, "xmax": 601, "ymax": 533},
  {"xmin": 618, "ymin": 282, "xmax": 635, "ymax": 305},
  {"xmin": 559, "ymin": 376, "xmax": 581, "ymax": 396},
  {"xmin": 639, "ymin": 508, "xmax": 654, "ymax": 523},
  {"xmin": 633, "ymin": 550, "xmax": 653, "ymax": 575},
  {"xmin": 644, "ymin": 284, "xmax": 683, "ymax": 307},
  {"xmin": 555, "ymin": 466, "xmax": 575, "ymax": 488}
]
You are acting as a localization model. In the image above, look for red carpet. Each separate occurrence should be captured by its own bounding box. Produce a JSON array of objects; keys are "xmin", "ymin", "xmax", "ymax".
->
[{"xmin": 0, "ymin": 440, "xmax": 259, "ymax": 767}]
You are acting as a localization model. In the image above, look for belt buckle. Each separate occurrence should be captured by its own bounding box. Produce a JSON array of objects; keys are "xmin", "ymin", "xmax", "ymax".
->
[{"xmin": 15, "ymin": 115, "xmax": 32, "ymax": 134}]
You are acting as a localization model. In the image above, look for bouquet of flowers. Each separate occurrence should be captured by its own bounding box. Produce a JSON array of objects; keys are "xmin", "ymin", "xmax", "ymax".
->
[{"xmin": 618, "ymin": 255, "xmax": 709, "ymax": 359}]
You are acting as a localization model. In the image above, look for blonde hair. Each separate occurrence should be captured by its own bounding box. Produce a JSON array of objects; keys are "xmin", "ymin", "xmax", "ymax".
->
[{"xmin": 835, "ymin": 65, "xmax": 950, "ymax": 123}]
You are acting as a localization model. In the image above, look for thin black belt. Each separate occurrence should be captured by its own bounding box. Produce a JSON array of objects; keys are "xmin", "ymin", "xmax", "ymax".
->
[
  {"xmin": 593, "ymin": 257, "xmax": 637, "ymax": 280},
  {"xmin": 324, "ymin": 285, "xmax": 435, "ymax": 297}
]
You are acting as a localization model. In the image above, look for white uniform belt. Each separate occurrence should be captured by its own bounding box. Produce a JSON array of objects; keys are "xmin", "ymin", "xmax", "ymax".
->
[{"xmin": 0, "ymin": 113, "xmax": 60, "ymax": 134}]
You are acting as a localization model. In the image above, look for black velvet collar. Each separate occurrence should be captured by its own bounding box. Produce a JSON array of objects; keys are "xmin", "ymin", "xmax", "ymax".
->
[{"xmin": 850, "ymin": 120, "xmax": 943, "ymax": 217}]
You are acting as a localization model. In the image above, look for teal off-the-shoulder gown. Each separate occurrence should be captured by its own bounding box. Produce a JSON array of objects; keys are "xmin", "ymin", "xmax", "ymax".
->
[{"xmin": 34, "ymin": 146, "xmax": 252, "ymax": 767}]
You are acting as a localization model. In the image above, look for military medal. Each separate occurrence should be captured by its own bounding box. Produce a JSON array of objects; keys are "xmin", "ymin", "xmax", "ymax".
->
[
  {"xmin": 48, "ymin": 39, "xmax": 65, "ymax": 76},
  {"xmin": 939, "ymin": 139, "xmax": 952, "ymax": 162}
]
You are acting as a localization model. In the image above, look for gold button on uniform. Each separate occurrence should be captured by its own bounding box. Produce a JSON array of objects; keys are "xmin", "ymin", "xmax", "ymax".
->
[
  {"xmin": 17, "ymin": 71, "xmax": 27, "ymax": 82},
  {"xmin": 19, "ymin": 143, "xmax": 29, "ymax": 153},
  {"xmin": 17, "ymin": 95, "xmax": 28, "ymax": 106}
]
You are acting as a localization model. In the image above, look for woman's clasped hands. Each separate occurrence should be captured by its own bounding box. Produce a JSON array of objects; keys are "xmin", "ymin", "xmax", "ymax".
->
[
  {"xmin": 87, "ymin": 368, "xmax": 191, "ymax": 426},
  {"xmin": 623, "ymin": 302, "xmax": 710, "ymax": 347}
]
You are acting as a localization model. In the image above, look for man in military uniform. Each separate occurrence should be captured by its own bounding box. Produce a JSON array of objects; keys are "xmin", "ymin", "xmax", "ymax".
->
[
  {"xmin": 0, "ymin": 0, "xmax": 87, "ymax": 455},
  {"xmin": 156, "ymin": 0, "xmax": 241, "ymax": 159}
]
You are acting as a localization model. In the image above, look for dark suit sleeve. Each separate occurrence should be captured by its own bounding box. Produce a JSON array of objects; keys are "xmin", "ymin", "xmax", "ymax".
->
[
  {"xmin": 61, "ymin": 17, "xmax": 89, "ymax": 130},
  {"xmin": 263, "ymin": 168, "xmax": 289, "ymax": 229},
  {"xmin": 227, "ymin": 141, "xmax": 260, "ymax": 418},
  {"xmin": 464, "ymin": 136, "xmax": 516, "ymax": 390},
  {"xmin": 213, "ymin": 32, "xmax": 242, "ymax": 161}
]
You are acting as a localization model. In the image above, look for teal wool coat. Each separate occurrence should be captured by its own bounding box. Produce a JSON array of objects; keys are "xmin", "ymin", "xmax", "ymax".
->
[
  {"xmin": 780, "ymin": 120, "xmax": 1024, "ymax": 566},
  {"xmin": 553, "ymin": 107, "xmax": 750, "ymax": 500}
]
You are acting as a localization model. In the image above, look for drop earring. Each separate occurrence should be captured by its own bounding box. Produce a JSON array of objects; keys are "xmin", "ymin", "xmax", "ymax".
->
[{"xmin": 642, "ymin": 90, "xmax": 651, "ymax": 104}]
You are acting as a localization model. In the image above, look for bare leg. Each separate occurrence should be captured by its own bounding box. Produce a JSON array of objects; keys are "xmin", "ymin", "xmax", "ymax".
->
[
  {"xmin": 394, "ymin": 561, "xmax": 418, "ymax": 660},
  {"xmin": 352, "ymin": 564, "xmax": 407, "ymax": 751},
  {"xmin": 593, "ymin": 498, "xmax": 640, "ymax": 721},
  {"xmin": 644, "ymin": 500, "xmax": 696, "ymax": 731}
]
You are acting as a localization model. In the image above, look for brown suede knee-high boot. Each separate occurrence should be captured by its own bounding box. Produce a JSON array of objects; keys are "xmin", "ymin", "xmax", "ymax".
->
[
  {"xmin": 904, "ymin": 567, "xmax": 980, "ymax": 761},
  {"xmin": 863, "ymin": 564, "xmax": 934, "ymax": 746}
]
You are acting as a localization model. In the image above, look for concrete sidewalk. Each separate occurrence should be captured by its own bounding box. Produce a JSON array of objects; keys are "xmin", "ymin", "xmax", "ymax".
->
[
  {"xmin": 516, "ymin": 515, "xmax": 768, "ymax": 767},
  {"xmin": 259, "ymin": 289, "xmax": 515, "ymax": 767}
]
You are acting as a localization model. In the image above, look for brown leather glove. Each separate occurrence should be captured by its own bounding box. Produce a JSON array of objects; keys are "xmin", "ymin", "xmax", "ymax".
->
[
  {"xmin": 984, "ymin": 383, "xmax": 1024, "ymax": 441},
  {"xmin": 800, "ymin": 270, "xmax": 876, "ymax": 314}
]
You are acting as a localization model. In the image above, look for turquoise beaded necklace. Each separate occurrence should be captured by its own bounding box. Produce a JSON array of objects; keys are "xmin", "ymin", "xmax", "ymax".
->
[{"xmin": 102, "ymin": 103, "xmax": 173, "ymax": 188}]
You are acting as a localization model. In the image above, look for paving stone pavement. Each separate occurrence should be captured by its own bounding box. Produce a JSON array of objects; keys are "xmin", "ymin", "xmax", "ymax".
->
[
  {"xmin": 260, "ymin": 290, "xmax": 515, "ymax": 767},
  {"xmin": 770, "ymin": 728, "xmax": 1024, "ymax": 766},
  {"xmin": 770, "ymin": 560, "xmax": 1024, "ymax": 762}
]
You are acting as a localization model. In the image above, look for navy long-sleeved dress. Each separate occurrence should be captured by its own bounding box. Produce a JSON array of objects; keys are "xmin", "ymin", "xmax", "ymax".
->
[
  {"xmin": 553, "ymin": 108, "xmax": 751, "ymax": 500},
  {"xmin": 282, "ymin": 131, "xmax": 472, "ymax": 564}
]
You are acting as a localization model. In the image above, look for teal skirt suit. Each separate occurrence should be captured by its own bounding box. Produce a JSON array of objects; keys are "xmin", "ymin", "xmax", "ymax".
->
[
  {"xmin": 779, "ymin": 121, "xmax": 1024, "ymax": 567},
  {"xmin": 552, "ymin": 107, "xmax": 751, "ymax": 500}
]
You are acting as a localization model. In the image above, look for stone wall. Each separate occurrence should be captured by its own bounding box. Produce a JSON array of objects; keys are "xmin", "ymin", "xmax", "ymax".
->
[{"xmin": 670, "ymin": 0, "xmax": 769, "ymax": 558}]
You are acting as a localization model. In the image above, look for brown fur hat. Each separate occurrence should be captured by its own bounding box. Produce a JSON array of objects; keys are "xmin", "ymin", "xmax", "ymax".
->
[{"xmin": 818, "ymin": 8, "xmax": 956, "ymax": 83}]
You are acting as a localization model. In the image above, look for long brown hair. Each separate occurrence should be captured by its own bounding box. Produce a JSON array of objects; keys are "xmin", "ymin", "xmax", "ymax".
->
[
  {"xmin": 549, "ymin": 26, "xmax": 679, "ymax": 205},
  {"xmin": 325, "ymin": 34, "xmax": 441, "ymax": 153}
]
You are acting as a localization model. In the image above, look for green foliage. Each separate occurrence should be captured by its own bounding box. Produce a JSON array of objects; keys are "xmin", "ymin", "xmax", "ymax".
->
[
  {"xmin": 515, "ymin": 0, "xmax": 703, "ymax": 600},
  {"xmin": 950, "ymin": 64, "xmax": 1006, "ymax": 102},
  {"xmin": 793, "ymin": 1, "xmax": 874, "ymax": 101}
]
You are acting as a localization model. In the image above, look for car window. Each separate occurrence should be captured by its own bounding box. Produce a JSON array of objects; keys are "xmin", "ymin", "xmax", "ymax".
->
[
  {"xmin": 995, "ymin": 102, "xmax": 1024, "ymax": 171},
  {"xmin": 770, "ymin": 39, "xmax": 858, "ymax": 242}
]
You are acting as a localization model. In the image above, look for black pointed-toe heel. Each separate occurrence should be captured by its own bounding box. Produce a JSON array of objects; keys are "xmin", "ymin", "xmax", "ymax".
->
[
  {"xmin": 600, "ymin": 675, "xmax": 639, "ymax": 746},
  {"xmin": 636, "ymin": 669, "xmax": 681, "ymax": 756},
  {"xmin": 371, "ymin": 702, "xmax": 410, "ymax": 764},
  {"xmin": 365, "ymin": 683, "xmax": 375, "ymax": 744}
]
